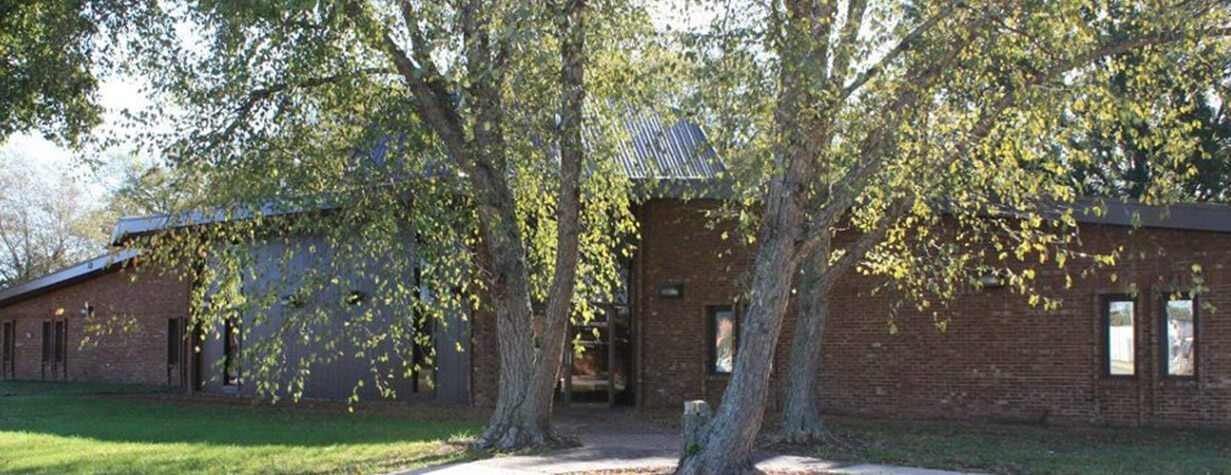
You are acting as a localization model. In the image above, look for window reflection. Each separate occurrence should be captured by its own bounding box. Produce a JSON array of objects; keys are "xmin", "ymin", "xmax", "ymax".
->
[
  {"xmin": 711, "ymin": 307, "xmax": 735, "ymax": 374},
  {"xmin": 1106, "ymin": 299, "xmax": 1134, "ymax": 376},
  {"xmin": 1164, "ymin": 299, "xmax": 1195, "ymax": 377}
]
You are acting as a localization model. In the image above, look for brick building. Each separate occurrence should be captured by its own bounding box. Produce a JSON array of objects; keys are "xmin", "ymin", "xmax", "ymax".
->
[
  {"xmin": 618, "ymin": 198, "xmax": 1231, "ymax": 428},
  {"xmin": 469, "ymin": 197, "xmax": 1231, "ymax": 429},
  {"xmin": 0, "ymin": 250, "xmax": 191, "ymax": 387},
  {"xmin": 2, "ymin": 115, "xmax": 1229, "ymax": 428}
]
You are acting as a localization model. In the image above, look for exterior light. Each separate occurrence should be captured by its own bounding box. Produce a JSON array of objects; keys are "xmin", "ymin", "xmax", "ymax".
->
[
  {"xmin": 978, "ymin": 272, "xmax": 1005, "ymax": 289},
  {"xmin": 80, "ymin": 303, "xmax": 94, "ymax": 318},
  {"xmin": 658, "ymin": 283, "xmax": 683, "ymax": 299}
]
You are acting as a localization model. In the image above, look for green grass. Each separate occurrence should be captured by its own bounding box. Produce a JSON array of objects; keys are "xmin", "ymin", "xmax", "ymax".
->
[
  {"xmin": 0, "ymin": 381, "xmax": 483, "ymax": 474},
  {"xmin": 800, "ymin": 415, "xmax": 1231, "ymax": 474}
]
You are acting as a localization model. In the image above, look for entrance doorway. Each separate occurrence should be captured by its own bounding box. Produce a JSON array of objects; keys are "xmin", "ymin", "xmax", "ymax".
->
[
  {"xmin": 41, "ymin": 319, "xmax": 67, "ymax": 380},
  {"xmin": 560, "ymin": 303, "xmax": 634, "ymax": 406}
]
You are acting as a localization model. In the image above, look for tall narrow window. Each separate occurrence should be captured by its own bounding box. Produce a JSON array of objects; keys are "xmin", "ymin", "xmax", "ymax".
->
[
  {"xmin": 167, "ymin": 318, "xmax": 183, "ymax": 366},
  {"xmin": 2, "ymin": 321, "xmax": 14, "ymax": 379},
  {"xmin": 411, "ymin": 268, "xmax": 435, "ymax": 394},
  {"xmin": 223, "ymin": 316, "xmax": 241, "ymax": 386},
  {"xmin": 708, "ymin": 305, "xmax": 737, "ymax": 374},
  {"xmin": 1161, "ymin": 297, "xmax": 1196, "ymax": 377},
  {"xmin": 54, "ymin": 320, "xmax": 66, "ymax": 364},
  {"xmin": 41, "ymin": 321, "xmax": 52, "ymax": 364},
  {"xmin": 1103, "ymin": 297, "xmax": 1135, "ymax": 376}
]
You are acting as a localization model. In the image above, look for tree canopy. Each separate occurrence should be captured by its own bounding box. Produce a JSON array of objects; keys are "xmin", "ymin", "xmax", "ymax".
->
[
  {"xmin": 108, "ymin": 0, "xmax": 682, "ymax": 449},
  {"xmin": 0, "ymin": 0, "xmax": 161, "ymax": 146}
]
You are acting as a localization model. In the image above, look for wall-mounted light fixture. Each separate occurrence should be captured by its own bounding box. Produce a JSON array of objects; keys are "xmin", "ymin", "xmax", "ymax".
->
[
  {"xmin": 80, "ymin": 302, "xmax": 95, "ymax": 319},
  {"xmin": 977, "ymin": 272, "xmax": 1005, "ymax": 289},
  {"xmin": 658, "ymin": 283, "xmax": 683, "ymax": 299}
]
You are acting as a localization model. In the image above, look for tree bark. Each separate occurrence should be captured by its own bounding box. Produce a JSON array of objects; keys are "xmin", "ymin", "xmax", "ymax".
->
[
  {"xmin": 675, "ymin": 1, "xmax": 832, "ymax": 472},
  {"xmin": 473, "ymin": 0, "xmax": 588, "ymax": 450},
  {"xmin": 346, "ymin": 0, "xmax": 589, "ymax": 450},
  {"xmin": 777, "ymin": 239, "xmax": 839, "ymax": 443}
]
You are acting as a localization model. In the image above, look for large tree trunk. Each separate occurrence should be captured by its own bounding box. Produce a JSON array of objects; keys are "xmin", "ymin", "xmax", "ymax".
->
[
  {"xmin": 674, "ymin": 0, "xmax": 836, "ymax": 470},
  {"xmin": 674, "ymin": 196, "xmax": 807, "ymax": 474},
  {"xmin": 470, "ymin": 177, "xmax": 558, "ymax": 450},
  {"xmin": 473, "ymin": 0, "xmax": 587, "ymax": 450},
  {"xmin": 777, "ymin": 240, "xmax": 840, "ymax": 443}
]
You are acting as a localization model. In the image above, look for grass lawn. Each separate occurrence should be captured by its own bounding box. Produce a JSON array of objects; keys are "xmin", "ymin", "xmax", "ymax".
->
[
  {"xmin": 0, "ymin": 381, "xmax": 483, "ymax": 474},
  {"xmin": 791, "ymin": 415, "xmax": 1231, "ymax": 474}
]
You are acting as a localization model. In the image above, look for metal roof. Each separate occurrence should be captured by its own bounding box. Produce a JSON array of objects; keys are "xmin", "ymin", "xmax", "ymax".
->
[
  {"xmin": 1075, "ymin": 199, "xmax": 1231, "ymax": 233},
  {"xmin": 614, "ymin": 112, "xmax": 724, "ymax": 179},
  {"xmin": 109, "ymin": 203, "xmax": 336, "ymax": 245},
  {"xmin": 0, "ymin": 249, "xmax": 141, "ymax": 308}
]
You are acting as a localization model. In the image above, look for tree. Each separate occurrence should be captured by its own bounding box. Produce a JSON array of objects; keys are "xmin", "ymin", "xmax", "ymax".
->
[
  {"xmin": 0, "ymin": 0, "xmax": 160, "ymax": 146},
  {"xmin": 104, "ymin": 156, "xmax": 201, "ymax": 216},
  {"xmin": 0, "ymin": 155, "xmax": 109, "ymax": 286},
  {"xmin": 675, "ymin": 1, "xmax": 1231, "ymax": 472},
  {"xmin": 1068, "ymin": 19, "xmax": 1231, "ymax": 203},
  {"xmin": 116, "ymin": 0, "xmax": 667, "ymax": 451}
]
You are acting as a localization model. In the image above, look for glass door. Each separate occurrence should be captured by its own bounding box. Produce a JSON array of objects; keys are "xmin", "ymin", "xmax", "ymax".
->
[{"xmin": 561, "ymin": 303, "xmax": 633, "ymax": 406}]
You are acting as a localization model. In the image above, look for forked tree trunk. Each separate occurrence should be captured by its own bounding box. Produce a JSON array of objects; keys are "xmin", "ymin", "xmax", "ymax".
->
[
  {"xmin": 470, "ymin": 188, "xmax": 561, "ymax": 450},
  {"xmin": 778, "ymin": 241, "xmax": 839, "ymax": 443},
  {"xmin": 474, "ymin": 0, "xmax": 588, "ymax": 450},
  {"xmin": 676, "ymin": 116, "xmax": 817, "ymax": 473},
  {"xmin": 675, "ymin": 194, "xmax": 808, "ymax": 473}
]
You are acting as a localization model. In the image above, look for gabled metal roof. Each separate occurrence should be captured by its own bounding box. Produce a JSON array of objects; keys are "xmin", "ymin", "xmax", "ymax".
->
[
  {"xmin": 615, "ymin": 112, "xmax": 724, "ymax": 180},
  {"xmin": 0, "ymin": 249, "xmax": 141, "ymax": 308}
]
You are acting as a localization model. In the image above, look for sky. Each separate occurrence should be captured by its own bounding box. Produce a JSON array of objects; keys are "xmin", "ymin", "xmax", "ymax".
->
[{"xmin": 1, "ymin": 76, "xmax": 153, "ymax": 203}]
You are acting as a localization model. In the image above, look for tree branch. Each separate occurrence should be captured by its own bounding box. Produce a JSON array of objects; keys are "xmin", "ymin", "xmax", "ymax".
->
[
  {"xmin": 795, "ymin": 23, "xmax": 1231, "ymax": 267},
  {"xmin": 541, "ymin": 0, "xmax": 587, "ymax": 373},
  {"xmin": 223, "ymin": 67, "xmax": 393, "ymax": 140},
  {"xmin": 828, "ymin": 0, "xmax": 868, "ymax": 88},
  {"xmin": 840, "ymin": 0, "xmax": 963, "ymax": 100}
]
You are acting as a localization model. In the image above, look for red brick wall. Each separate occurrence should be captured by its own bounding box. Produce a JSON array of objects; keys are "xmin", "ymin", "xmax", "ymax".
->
[
  {"xmin": 0, "ymin": 264, "xmax": 191, "ymax": 387},
  {"xmin": 635, "ymin": 198, "xmax": 1231, "ymax": 429},
  {"xmin": 634, "ymin": 199, "xmax": 751, "ymax": 409},
  {"xmin": 471, "ymin": 302, "xmax": 500, "ymax": 407}
]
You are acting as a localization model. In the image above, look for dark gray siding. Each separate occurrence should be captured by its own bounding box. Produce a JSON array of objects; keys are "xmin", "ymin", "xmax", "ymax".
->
[{"xmin": 198, "ymin": 234, "xmax": 470, "ymax": 404}]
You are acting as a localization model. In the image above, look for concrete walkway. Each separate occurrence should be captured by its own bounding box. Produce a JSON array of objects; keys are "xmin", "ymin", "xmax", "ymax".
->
[{"xmin": 399, "ymin": 408, "xmax": 982, "ymax": 475}]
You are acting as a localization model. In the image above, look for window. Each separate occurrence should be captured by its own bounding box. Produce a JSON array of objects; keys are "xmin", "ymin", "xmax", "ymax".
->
[
  {"xmin": 54, "ymin": 320, "xmax": 66, "ymax": 364},
  {"xmin": 1161, "ymin": 296, "xmax": 1196, "ymax": 377},
  {"xmin": 41, "ymin": 321, "xmax": 52, "ymax": 364},
  {"xmin": 708, "ymin": 305, "xmax": 737, "ymax": 374},
  {"xmin": 411, "ymin": 268, "xmax": 434, "ymax": 394},
  {"xmin": 1103, "ymin": 296, "xmax": 1135, "ymax": 376},
  {"xmin": 167, "ymin": 318, "xmax": 183, "ymax": 366},
  {"xmin": 223, "ymin": 316, "xmax": 241, "ymax": 386},
  {"xmin": 2, "ymin": 321, "xmax": 14, "ymax": 379}
]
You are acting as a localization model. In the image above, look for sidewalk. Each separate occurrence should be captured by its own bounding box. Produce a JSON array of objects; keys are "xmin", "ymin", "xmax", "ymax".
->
[{"xmin": 398, "ymin": 408, "xmax": 982, "ymax": 475}]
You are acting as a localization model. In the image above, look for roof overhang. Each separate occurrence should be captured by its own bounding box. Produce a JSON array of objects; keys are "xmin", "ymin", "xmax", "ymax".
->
[{"xmin": 0, "ymin": 249, "xmax": 142, "ymax": 308}]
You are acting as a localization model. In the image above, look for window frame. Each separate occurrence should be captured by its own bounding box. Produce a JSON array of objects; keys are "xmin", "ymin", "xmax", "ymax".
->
[
  {"xmin": 707, "ymin": 304, "xmax": 738, "ymax": 376},
  {"xmin": 222, "ymin": 316, "xmax": 241, "ymax": 387},
  {"xmin": 1, "ymin": 320, "xmax": 14, "ymax": 379},
  {"xmin": 1101, "ymin": 294, "xmax": 1136, "ymax": 378},
  {"xmin": 1158, "ymin": 293, "xmax": 1198, "ymax": 380}
]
